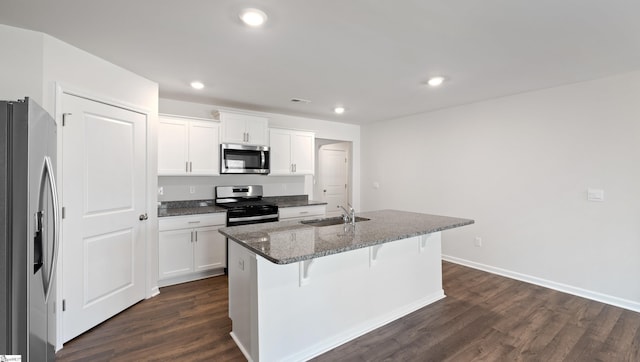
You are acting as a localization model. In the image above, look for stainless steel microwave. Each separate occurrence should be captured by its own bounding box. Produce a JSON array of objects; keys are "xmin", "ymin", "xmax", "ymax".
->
[{"xmin": 220, "ymin": 143, "xmax": 270, "ymax": 174}]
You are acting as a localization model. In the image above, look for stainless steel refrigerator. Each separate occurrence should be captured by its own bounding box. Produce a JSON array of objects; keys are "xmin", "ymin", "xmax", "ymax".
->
[{"xmin": 1, "ymin": 98, "xmax": 59, "ymax": 361}]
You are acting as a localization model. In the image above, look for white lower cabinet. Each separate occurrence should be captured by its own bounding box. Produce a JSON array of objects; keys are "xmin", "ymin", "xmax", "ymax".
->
[
  {"xmin": 279, "ymin": 204, "xmax": 327, "ymax": 221},
  {"xmin": 158, "ymin": 213, "xmax": 226, "ymax": 287}
]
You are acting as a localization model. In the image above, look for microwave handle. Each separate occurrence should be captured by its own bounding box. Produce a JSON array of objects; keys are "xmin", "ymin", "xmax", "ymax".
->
[{"xmin": 261, "ymin": 151, "xmax": 265, "ymax": 168}]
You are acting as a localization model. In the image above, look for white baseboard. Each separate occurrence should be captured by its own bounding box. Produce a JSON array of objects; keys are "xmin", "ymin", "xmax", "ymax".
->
[
  {"xmin": 230, "ymin": 331, "xmax": 253, "ymax": 362},
  {"xmin": 157, "ymin": 268, "xmax": 225, "ymax": 288},
  {"xmin": 442, "ymin": 255, "xmax": 640, "ymax": 313}
]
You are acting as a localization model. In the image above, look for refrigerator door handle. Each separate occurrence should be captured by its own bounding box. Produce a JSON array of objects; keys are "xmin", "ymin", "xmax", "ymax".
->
[
  {"xmin": 38, "ymin": 156, "xmax": 60, "ymax": 302},
  {"xmin": 33, "ymin": 210, "xmax": 44, "ymax": 273}
]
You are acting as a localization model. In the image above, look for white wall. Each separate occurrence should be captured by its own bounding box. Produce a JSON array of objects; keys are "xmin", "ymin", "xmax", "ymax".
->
[
  {"xmin": 159, "ymin": 98, "xmax": 361, "ymax": 207},
  {"xmin": 0, "ymin": 25, "xmax": 44, "ymax": 102},
  {"xmin": 361, "ymin": 71, "xmax": 640, "ymax": 310},
  {"xmin": 158, "ymin": 175, "xmax": 306, "ymax": 201}
]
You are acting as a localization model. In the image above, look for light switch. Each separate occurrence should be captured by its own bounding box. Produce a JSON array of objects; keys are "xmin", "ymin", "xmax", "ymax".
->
[{"xmin": 587, "ymin": 188, "xmax": 604, "ymax": 202}]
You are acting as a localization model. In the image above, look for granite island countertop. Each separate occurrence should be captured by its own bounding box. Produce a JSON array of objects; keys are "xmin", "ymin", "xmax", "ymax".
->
[{"xmin": 219, "ymin": 209, "xmax": 474, "ymax": 264}]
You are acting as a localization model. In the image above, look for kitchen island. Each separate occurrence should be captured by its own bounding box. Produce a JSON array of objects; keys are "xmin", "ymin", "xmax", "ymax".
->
[{"xmin": 219, "ymin": 210, "xmax": 473, "ymax": 362}]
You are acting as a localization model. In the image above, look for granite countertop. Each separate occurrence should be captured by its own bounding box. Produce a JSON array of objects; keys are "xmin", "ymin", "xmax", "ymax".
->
[
  {"xmin": 158, "ymin": 200, "xmax": 226, "ymax": 217},
  {"xmin": 263, "ymin": 195, "xmax": 327, "ymax": 208},
  {"xmin": 218, "ymin": 209, "xmax": 474, "ymax": 265},
  {"xmin": 158, "ymin": 195, "xmax": 327, "ymax": 217}
]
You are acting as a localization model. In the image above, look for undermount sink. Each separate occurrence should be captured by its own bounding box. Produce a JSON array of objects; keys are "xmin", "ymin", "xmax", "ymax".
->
[{"xmin": 300, "ymin": 216, "xmax": 370, "ymax": 227}]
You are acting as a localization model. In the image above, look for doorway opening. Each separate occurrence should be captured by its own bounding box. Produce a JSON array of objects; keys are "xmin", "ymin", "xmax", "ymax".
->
[{"xmin": 314, "ymin": 139, "xmax": 352, "ymax": 218}]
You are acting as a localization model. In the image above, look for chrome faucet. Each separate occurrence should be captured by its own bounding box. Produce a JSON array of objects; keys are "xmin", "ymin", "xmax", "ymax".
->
[{"xmin": 337, "ymin": 204, "xmax": 356, "ymax": 225}]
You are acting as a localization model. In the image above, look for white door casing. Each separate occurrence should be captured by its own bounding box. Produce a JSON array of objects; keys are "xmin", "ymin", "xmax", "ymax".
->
[
  {"xmin": 319, "ymin": 146, "xmax": 348, "ymax": 217},
  {"xmin": 61, "ymin": 93, "xmax": 147, "ymax": 342}
]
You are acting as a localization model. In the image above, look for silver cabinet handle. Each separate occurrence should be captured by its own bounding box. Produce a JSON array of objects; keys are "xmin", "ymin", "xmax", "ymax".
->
[
  {"xmin": 190, "ymin": 231, "xmax": 194, "ymax": 243},
  {"xmin": 294, "ymin": 164, "xmax": 297, "ymax": 172},
  {"xmin": 195, "ymin": 231, "xmax": 198, "ymax": 242},
  {"xmin": 189, "ymin": 161, "xmax": 192, "ymax": 172},
  {"xmin": 38, "ymin": 156, "xmax": 59, "ymax": 302}
]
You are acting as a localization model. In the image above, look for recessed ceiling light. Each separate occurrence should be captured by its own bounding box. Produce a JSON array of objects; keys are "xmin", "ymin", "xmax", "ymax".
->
[
  {"xmin": 190, "ymin": 81, "xmax": 204, "ymax": 90},
  {"xmin": 334, "ymin": 106, "xmax": 345, "ymax": 114},
  {"xmin": 427, "ymin": 76, "xmax": 445, "ymax": 87},
  {"xmin": 240, "ymin": 8, "xmax": 268, "ymax": 27}
]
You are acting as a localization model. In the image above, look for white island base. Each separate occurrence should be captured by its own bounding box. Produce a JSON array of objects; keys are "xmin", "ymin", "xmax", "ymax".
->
[{"xmin": 228, "ymin": 232, "xmax": 445, "ymax": 362}]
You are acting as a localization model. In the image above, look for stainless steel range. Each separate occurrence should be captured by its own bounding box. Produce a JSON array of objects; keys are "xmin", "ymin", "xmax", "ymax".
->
[
  {"xmin": 215, "ymin": 185, "xmax": 278, "ymax": 273},
  {"xmin": 215, "ymin": 185, "xmax": 279, "ymax": 226}
]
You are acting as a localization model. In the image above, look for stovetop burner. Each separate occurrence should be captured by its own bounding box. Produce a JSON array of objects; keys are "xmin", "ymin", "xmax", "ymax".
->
[
  {"xmin": 216, "ymin": 199, "xmax": 276, "ymax": 209},
  {"xmin": 215, "ymin": 185, "xmax": 279, "ymax": 226}
]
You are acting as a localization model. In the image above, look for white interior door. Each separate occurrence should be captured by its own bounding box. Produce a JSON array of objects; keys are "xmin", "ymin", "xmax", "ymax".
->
[
  {"xmin": 318, "ymin": 147, "xmax": 348, "ymax": 217},
  {"xmin": 61, "ymin": 93, "xmax": 147, "ymax": 342}
]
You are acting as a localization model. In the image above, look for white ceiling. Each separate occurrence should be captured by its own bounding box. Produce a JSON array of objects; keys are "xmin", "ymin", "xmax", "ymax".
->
[{"xmin": 2, "ymin": 0, "xmax": 640, "ymax": 124}]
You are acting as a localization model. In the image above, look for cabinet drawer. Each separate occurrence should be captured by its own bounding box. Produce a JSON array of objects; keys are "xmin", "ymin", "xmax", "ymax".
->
[
  {"xmin": 279, "ymin": 205, "xmax": 326, "ymax": 220},
  {"xmin": 159, "ymin": 213, "xmax": 226, "ymax": 231}
]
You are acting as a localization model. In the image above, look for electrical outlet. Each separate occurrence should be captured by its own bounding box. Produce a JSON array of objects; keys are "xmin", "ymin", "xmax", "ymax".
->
[
  {"xmin": 474, "ymin": 237, "xmax": 482, "ymax": 247},
  {"xmin": 189, "ymin": 186, "xmax": 195, "ymax": 194},
  {"xmin": 158, "ymin": 186, "xmax": 163, "ymax": 195}
]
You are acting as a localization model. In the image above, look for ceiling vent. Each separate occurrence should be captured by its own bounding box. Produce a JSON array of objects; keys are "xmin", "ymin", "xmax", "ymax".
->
[{"xmin": 290, "ymin": 98, "xmax": 312, "ymax": 104}]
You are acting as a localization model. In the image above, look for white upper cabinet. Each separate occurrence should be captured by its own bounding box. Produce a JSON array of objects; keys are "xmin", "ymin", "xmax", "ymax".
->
[
  {"xmin": 158, "ymin": 117, "xmax": 189, "ymax": 175},
  {"xmin": 158, "ymin": 115, "xmax": 219, "ymax": 176},
  {"xmin": 217, "ymin": 111, "xmax": 269, "ymax": 145},
  {"xmin": 269, "ymin": 128, "xmax": 315, "ymax": 175},
  {"xmin": 188, "ymin": 121, "xmax": 219, "ymax": 175}
]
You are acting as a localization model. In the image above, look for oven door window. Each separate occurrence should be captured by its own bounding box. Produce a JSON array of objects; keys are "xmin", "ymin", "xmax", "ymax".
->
[{"xmin": 223, "ymin": 149, "xmax": 269, "ymax": 171}]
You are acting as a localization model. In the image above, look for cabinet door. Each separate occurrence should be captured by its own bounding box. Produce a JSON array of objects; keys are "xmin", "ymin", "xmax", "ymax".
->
[
  {"xmin": 291, "ymin": 132, "xmax": 315, "ymax": 174},
  {"xmin": 193, "ymin": 226, "xmax": 226, "ymax": 272},
  {"xmin": 158, "ymin": 118, "xmax": 189, "ymax": 175},
  {"xmin": 245, "ymin": 116, "xmax": 268, "ymax": 145},
  {"xmin": 189, "ymin": 121, "xmax": 219, "ymax": 175},
  {"xmin": 220, "ymin": 113, "xmax": 249, "ymax": 143},
  {"xmin": 269, "ymin": 129, "xmax": 292, "ymax": 175},
  {"xmin": 159, "ymin": 229, "xmax": 194, "ymax": 279}
]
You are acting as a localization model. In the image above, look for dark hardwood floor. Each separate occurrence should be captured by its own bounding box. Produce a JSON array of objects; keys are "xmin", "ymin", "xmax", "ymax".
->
[{"xmin": 56, "ymin": 262, "xmax": 640, "ymax": 361}]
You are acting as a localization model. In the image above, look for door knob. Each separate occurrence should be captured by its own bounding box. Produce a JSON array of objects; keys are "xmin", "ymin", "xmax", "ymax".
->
[{"xmin": 139, "ymin": 213, "xmax": 148, "ymax": 221}]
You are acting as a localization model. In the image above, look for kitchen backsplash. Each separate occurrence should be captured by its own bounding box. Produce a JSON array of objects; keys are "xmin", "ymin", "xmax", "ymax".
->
[{"xmin": 158, "ymin": 175, "xmax": 306, "ymax": 201}]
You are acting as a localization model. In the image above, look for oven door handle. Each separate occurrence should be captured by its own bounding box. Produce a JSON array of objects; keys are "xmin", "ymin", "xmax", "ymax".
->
[{"xmin": 228, "ymin": 214, "xmax": 279, "ymax": 223}]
